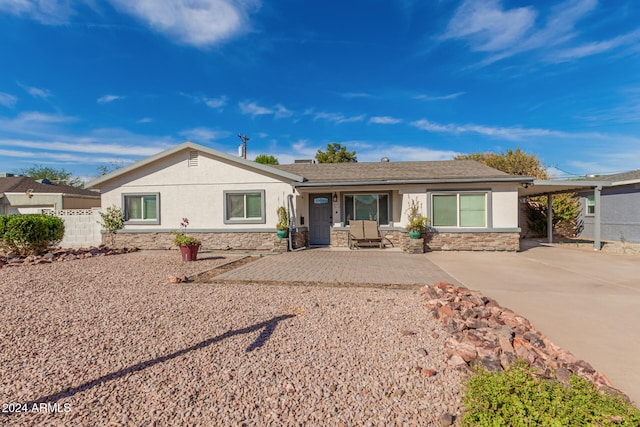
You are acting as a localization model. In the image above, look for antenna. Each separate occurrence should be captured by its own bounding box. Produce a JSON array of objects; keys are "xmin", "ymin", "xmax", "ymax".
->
[{"xmin": 237, "ymin": 133, "xmax": 250, "ymax": 159}]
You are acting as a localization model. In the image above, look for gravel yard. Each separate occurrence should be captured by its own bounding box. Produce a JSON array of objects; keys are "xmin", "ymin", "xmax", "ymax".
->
[{"xmin": 0, "ymin": 251, "xmax": 464, "ymax": 426}]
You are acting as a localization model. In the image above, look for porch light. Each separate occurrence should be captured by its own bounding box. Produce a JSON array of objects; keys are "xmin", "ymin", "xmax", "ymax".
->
[{"xmin": 333, "ymin": 193, "xmax": 338, "ymax": 203}]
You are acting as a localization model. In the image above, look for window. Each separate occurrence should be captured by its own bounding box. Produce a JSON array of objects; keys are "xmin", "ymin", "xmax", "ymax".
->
[
  {"xmin": 344, "ymin": 194, "xmax": 389, "ymax": 225},
  {"xmin": 123, "ymin": 193, "xmax": 159, "ymax": 224},
  {"xmin": 224, "ymin": 190, "xmax": 265, "ymax": 224},
  {"xmin": 586, "ymin": 195, "xmax": 595, "ymax": 216},
  {"xmin": 432, "ymin": 193, "xmax": 486, "ymax": 228}
]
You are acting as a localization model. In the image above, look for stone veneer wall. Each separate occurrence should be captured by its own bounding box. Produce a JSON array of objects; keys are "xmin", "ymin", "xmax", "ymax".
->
[
  {"xmin": 107, "ymin": 231, "xmax": 308, "ymax": 252},
  {"xmin": 330, "ymin": 229, "xmax": 520, "ymax": 251}
]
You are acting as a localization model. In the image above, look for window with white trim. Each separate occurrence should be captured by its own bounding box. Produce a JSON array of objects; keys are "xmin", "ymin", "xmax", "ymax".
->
[
  {"xmin": 344, "ymin": 193, "xmax": 389, "ymax": 225},
  {"xmin": 224, "ymin": 190, "xmax": 265, "ymax": 224},
  {"xmin": 123, "ymin": 193, "xmax": 159, "ymax": 224},
  {"xmin": 432, "ymin": 193, "xmax": 487, "ymax": 228},
  {"xmin": 586, "ymin": 195, "xmax": 595, "ymax": 216}
]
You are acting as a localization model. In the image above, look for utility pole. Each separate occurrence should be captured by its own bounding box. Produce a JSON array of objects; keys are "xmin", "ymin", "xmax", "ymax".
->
[{"xmin": 237, "ymin": 133, "xmax": 250, "ymax": 159}]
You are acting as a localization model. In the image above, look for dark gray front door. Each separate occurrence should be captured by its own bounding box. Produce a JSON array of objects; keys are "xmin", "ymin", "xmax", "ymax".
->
[{"xmin": 309, "ymin": 193, "xmax": 332, "ymax": 245}]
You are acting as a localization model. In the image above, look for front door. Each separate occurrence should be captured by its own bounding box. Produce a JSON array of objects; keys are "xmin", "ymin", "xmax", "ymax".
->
[{"xmin": 309, "ymin": 193, "xmax": 332, "ymax": 245}]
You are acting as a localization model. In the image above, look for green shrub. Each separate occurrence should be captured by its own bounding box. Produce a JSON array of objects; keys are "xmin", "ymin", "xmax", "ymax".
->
[
  {"xmin": 98, "ymin": 205, "xmax": 124, "ymax": 246},
  {"xmin": 462, "ymin": 361, "xmax": 640, "ymax": 426},
  {"xmin": 0, "ymin": 214, "xmax": 65, "ymax": 256}
]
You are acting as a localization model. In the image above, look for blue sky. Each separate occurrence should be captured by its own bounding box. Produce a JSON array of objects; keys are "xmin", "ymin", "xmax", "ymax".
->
[{"xmin": 1, "ymin": 0, "xmax": 639, "ymax": 182}]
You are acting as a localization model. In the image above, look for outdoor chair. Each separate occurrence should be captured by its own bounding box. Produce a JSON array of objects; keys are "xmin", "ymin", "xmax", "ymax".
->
[{"xmin": 348, "ymin": 220, "xmax": 384, "ymax": 249}]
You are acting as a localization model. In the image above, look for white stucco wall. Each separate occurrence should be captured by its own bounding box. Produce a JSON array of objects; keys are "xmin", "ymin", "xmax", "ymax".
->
[
  {"xmin": 99, "ymin": 150, "xmax": 295, "ymax": 230},
  {"xmin": 491, "ymin": 186, "xmax": 519, "ymax": 228}
]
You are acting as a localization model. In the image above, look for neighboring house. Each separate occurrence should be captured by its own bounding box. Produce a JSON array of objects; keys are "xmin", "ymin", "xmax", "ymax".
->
[
  {"xmin": 87, "ymin": 141, "xmax": 534, "ymax": 251},
  {"xmin": 0, "ymin": 174, "xmax": 101, "ymax": 214},
  {"xmin": 577, "ymin": 170, "xmax": 640, "ymax": 243}
]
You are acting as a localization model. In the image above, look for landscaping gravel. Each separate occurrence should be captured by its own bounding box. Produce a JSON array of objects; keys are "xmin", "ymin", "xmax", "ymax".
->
[{"xmin": 0, "ymin": 251, "xmax": 464, "ymax": 426}]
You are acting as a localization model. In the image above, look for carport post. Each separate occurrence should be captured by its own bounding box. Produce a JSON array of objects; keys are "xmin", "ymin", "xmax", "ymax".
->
[
  {"xmin": 594, "ymin": 185, "xmax": 602, "ymax": 251},
  {"xmin": 547, "ymin": 193, "xmax": 553, "ymax": 244}
]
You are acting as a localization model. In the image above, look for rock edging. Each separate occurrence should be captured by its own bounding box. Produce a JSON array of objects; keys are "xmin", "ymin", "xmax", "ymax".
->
[
  {"xmin": 422, "ymin": 282, "xmax": 626, "ymax": 399},
  {"xmin": 0, "ymin": 245, "xmax": 138, "ymax": 268}
]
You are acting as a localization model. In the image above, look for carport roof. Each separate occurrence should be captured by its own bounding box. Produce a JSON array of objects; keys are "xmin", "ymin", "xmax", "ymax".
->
[{"xmin": 518, "ymin": 179, "xmax": 609, "ymax": 197}]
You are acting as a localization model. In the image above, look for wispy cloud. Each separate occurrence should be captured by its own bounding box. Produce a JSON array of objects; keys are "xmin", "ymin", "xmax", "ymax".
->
[
  {"xmin": 410, "ymin": 118, "xmax": 568, "ymax": 140},
  {"xmin": 341, "ymin": 92, "xmax": 371, "ymax": 99},
  {"xmin": 369, "ymin": 116, "xmax": 402, "ymax": 125},
  {"xmin": 0, "ymin": 92, "xmax": 17, "ymax": 108},
  {"xmin": 0, "ymin": 0, "xmax": 75, "ymax": 24},
  {"xmin": 137, "ymin": 117, "xmax": 153, "ymax": 124},
  {"xmin": 97, "ymin": 94, "xmax": 124, "ymax": 104},
  {"xmin": 179, "ymin": 127, "xmax": 230, "ymax": 143},
  {"xmin": 108, "ymin": 0, "xmax": 260, "ymax": 48},
  {"xmin": 357, "ymin": 145, "xmax": 459, "ymax": 162},
  {"xmin": 239, "ymin": 101, "xmax": 292, "ymax": 119},
  {"xmin": 0, "ymin": 138, "xmax": 162, "ymax": 156},
  {"xmin": 18, "ymin": 83, "xmax": 52, "ymax": 99},
  {"xmin": 314, "ymin": 111, "xmax": 366, "ymax": 124},
  {"xmin": 442, "ymin": 0, "xmax": 636, "ymax": 66},
  {"xmin": 204, "ymin": 95, "xmax": 228, "ymax": 109},
  {"xmin": 413, "ymin": 92, "xmax": 465, "ymax": 101}
]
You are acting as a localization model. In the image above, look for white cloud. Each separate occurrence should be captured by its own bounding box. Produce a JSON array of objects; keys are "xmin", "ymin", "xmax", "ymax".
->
[
  {"xmin": 0, "ymin": 0, "xmax": 75, "ymax": 24},
  {"xmin": 97, "ymin": 94, "xmax": 123, "ymax": 104},
  {"xmin": 314, "ymin": 112, "xmax": 366, "ymax": 124},
  {"xmin": 0, "ymin": 92, "xmax": 17, "ymax": 108},
  {"xmin": 341, "ymin": 92, "xmax": 371, "ymax": 99},
  {"xmin": 410, "ymin": 118, "xmax": 571, "ymax": 140},
  {"xmin": 18, "ymin": 83, "xmax": 52, "ymax": 99},
  {"xmin": 108, "ymin": 0, "xmax": 260, "ymax": 48},
  {"xmin": 239, "ymin": 101, "xmax": 292, "ymax": 119},
  {"xmin": 204, "ymin": 95, "xmax": 227, "ymax": 109},
  {"xmin": 137, "ymin": 117, "xmax": 153, "ymax": 123},
  {"xmin": 179, "ymin": 127, "xmax": 230, "ymax": 143},
  {"xmin": 0, "ymin": 138, "xmax": 161, "ymax": 156},
  {"xmin": 0, "ymin": 147, "xmax": 136, "ymax": 166},
  {"xmin": 369, "ymin": 116, "xmax": 402, "ymax": 125},
  {"xmin": 357, "ymin": 145, "xmax": 459, "ymax": 162},
  {"xmin": 413, "ymin": 92, "xmax": 465, "ymax": 101},
  {"xmin": 441, "ymin": 0, "xmax": 628, "ymax": 65}
]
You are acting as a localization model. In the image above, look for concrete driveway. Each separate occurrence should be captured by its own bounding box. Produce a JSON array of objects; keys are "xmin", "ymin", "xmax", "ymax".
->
[{"xmin": 427, "ymin": 242, "xmax": 640, "ymax": 405}]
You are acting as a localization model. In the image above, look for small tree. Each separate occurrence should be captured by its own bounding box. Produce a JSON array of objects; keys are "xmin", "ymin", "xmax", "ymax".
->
[
  {"xmin": 315, "ymin": 142, "xmax": 357, "ymax": 163},
  {"xmin": 18, "ymin": 165, "xmax": 84, "ymax": 188},
  {"xmin": 98, "ymin": 205, "xmax": 124, "ymax": 246},
  {"xmin": 254, "ymin": 154, "xmax": 279, "ymax": 165}
]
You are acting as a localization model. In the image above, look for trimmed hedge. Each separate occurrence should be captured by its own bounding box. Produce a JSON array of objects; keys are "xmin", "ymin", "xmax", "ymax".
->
[{"xmin": 0, "ymin": 214, "xmax": 64, "ymax": 256}]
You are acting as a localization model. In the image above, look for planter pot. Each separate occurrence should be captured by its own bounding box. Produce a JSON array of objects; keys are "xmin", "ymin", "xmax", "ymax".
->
[
  {"xmin": 179, "ymin": 244, "xmax": 200, "ymax": 262},
  {"xmin": 276, "ymin": 229, "xmax": 289, "ymax": 239},
  {"xmin": 408, "ymin": 230, "xmax": 422, "ymax": 239}
]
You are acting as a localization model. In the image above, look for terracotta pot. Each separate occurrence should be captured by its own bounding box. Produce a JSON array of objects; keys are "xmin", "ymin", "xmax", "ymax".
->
[{"xmin": 179, "ymin": 244, "xmax": 200, "ymax": 261}]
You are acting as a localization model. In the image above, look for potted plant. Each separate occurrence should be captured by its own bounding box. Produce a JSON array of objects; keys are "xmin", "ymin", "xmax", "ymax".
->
[
  {"xmin": 276, "ymin": 206, "xmax": 289, "ymax": 239},
  {"xmin": 172, "ymin": 218, "xmax": 201, "ymax": 261},
  {"xmin": 406, "ymin": 199, "xmax": 429, "ymax": 239}
]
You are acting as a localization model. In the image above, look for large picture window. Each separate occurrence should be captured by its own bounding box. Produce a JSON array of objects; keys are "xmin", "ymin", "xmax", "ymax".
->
[
  {"xmin": 345, "ymin": 194, "xmax": 389, "ymax": 225},
  {"xmin": 224, "ymin": 190, "xmax": 265, "ymax": 224},
  {"xmin": 123, "ymin": 193, "xmax": 159, "ymax": 224},
  {"xmin": 432, "ymin": 193, "xmax": 486, "ymax": 228}
]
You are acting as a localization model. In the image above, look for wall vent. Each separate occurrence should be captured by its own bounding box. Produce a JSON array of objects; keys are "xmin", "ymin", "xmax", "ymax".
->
[{"xmin": 188, "ymin": 151, "xmax": 199, "ymax": 167}]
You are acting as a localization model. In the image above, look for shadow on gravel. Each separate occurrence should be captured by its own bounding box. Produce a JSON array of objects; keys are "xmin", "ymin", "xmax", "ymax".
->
[{"xmin": 9, "ymin": 314, "xmax": 294, "ymax": 410}]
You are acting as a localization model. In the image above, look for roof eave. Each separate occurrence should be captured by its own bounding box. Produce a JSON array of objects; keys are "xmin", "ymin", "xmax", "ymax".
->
[
  {"xmin": 86, "ymin": 141, "xmax": 305, "ymax": 188},
  {"xmin": 293, "ymin": 176, "xmax": 533, "ymax": 188}
]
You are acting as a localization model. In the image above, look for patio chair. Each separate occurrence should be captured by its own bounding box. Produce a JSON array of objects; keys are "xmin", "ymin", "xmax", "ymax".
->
[
  {"xmin": 362, "ymin": 220, "xmax": 384, "ymax": 248},
  {"xmin": 348, "ymin": 220, "xmax": 365, "ymax": 249}
]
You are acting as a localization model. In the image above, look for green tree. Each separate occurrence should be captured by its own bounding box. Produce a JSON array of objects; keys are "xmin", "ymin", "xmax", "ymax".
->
[
  {"xmin": 18, "ymin": 165, "xmax": 83, "ymax": 188},
  {"xmin": 455, "ymin": 148, "xmax": 580, "ymax": 238},
  {"xmin": 254, "ymin": 154, "xmax": 279, "ymax": 165},
  {"xmin": 315, "ymin": 142, "xmax": 357, "ymax": 163},
  {"xmin": 454, "ymin": 148, "xmax": 547, "ymax": 179}
]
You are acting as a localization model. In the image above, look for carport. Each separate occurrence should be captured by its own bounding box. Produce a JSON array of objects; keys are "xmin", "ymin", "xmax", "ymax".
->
[{"xmin": 519, "ymin": 179, "xmax": 609, "ymax": 250}]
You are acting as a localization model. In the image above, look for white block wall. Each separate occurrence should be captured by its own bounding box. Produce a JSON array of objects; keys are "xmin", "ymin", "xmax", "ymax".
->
[{"xmin": 45, "ymin": 208, "xmax": 103, "ymax": 248}]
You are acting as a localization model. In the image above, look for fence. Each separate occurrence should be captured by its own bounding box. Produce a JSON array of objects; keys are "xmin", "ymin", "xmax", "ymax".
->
[{"xmin": 43, "ymin": 208, "xmax": 103, "ymax": 248}]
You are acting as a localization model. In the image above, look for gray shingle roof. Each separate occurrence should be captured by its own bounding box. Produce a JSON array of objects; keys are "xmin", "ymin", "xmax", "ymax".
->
[
  {"xmin": 0, "ymin": 176, "xmax": 99, "ymax": 197},
  {"xmin": 273, "ymin": 160, "xmax": 519, "ymax": 183}
]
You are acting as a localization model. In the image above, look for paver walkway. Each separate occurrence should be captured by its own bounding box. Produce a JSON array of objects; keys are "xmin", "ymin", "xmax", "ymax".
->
[{"xmin": 215, "ymin": 248, "xmax": 458, "ymax": 286}]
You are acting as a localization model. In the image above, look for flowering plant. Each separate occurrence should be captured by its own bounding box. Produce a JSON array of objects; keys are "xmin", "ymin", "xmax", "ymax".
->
[{"xmin": 172, "ymin": 217, "xmax": 201, "ymax": 246}]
